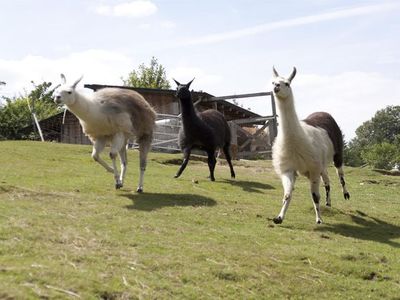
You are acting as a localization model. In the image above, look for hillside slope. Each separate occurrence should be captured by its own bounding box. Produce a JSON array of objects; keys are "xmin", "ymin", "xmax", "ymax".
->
[{"xmin": 1, "ymin": 141, "xmax": 399, "ymax": 299}]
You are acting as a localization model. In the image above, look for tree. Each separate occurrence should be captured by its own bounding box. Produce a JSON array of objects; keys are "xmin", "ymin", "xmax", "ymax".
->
[
  {"xmin": 0, "ymin": 97, "xmax": 33, "ymax": 140},
  {"xmin": 361, "ymin": 142, "xmax": 399, "ymax": 170},
  {"xmin": 0, "ymin": 81, "xmax": 59, "ymax": 140},
  {"xmin": 355, "ymin": 106, "xmax": 400, "ymax": 147},
  {"xmin": 345, "ymin": 105, "xmax": 400, "ymax": 169},
  {"xmin": 122, "ymin": 57, "xmax": 171, "ymax": 89},
  {"xmin": 343, "ymin": 139, "xmax": 364, "ymax": 167}
]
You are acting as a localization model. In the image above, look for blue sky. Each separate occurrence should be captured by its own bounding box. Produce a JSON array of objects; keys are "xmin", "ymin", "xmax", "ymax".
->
[{"xmin": 1, "ymin": 0, "xmax": 399, "ymax": 139}]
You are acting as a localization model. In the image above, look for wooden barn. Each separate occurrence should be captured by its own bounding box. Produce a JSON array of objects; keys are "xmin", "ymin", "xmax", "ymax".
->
[{"xmin": 30, "ymin": 84, "xmax": 277, "ymax": 158}]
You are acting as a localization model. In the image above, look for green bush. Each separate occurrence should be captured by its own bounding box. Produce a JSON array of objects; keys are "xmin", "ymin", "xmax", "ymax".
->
[
  {"xmin": 361, "ymin": 142, "xmax": 399, "ymax": 170},
  {"xmin": 0, "ymin": 81, "xmax": 58, "ymax": 140},
  {"xmin": 345, "ymin": 106, "xmax": 400, "ymax": 168}
]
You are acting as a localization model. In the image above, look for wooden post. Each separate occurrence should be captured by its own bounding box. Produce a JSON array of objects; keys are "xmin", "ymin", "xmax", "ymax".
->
[{"xmin": 229, "ymin": 121, "xmax": 238, "ymax": 160}]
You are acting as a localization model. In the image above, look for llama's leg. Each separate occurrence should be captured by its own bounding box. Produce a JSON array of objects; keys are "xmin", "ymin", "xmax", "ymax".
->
[
  {"xmin": 310, "ymin": 174, "xmax": 323, "ymax": 224},
  {"xmin": 110, "ymin": 133, "xmax": 126, "ymax": 189},
  {"xmin": 336, "ymin": 166, "xmax": 350, "ymax": 200},
  {"xmin": 137, "ymin": 135, "xmax": 152, "ymax": 193},
  {"xmin": 321, "ymin": 170, "xmax": 331, "ymax": 207},
  {"xmin": 223, "ymin": 144, "xmax": 236, "ymax": 179},
  {"xmin": 92, "ymin": 137, "xmax": 114, "ymax": 173},
  {"xmin": 207, "ymin": 149, "xmax": 217, "ymax": 181},
  {"xmin": 273, "ymin": 171, "xmax": 296, "ymax": 224},
  {"xmin": 118, "ymin": 144, "xmax": 128, "ymax": 188},
  {"xmin": 175, "ymin": 147, "xmax": 191, "ymax": 178}
]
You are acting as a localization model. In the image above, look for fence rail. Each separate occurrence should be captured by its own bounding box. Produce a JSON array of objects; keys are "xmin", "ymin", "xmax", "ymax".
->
[{"xmin": 151, "ymin": 114, "xmax": 181, "ymax": 152}]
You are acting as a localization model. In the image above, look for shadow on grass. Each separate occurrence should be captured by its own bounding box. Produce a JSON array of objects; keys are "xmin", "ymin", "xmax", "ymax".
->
[
  {"xmin": 123, "ymin": 192, "xmax": 217, "ymax": 211},
  {"xmin": 221, "ymin": 179, "xmax": 275, "ymax": 193},
  {"xmin": 315, "ymin": 210, "xmax": 400, "ymax": 248}
]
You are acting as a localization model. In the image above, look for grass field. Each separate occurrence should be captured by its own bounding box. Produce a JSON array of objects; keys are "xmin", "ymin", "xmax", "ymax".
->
[{"xmin": 1, "ymin": 141, "xmax": 400, "ymax": 299}]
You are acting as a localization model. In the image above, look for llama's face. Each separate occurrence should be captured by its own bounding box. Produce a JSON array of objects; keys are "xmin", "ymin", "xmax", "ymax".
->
[
  {"xmin": 272, "ymin": 77, "xmax": 292, "ymax": 100},
  {"xmin": 175, "ymin": 83, "xmax": 191, "ymax": 99},
  {"xmin": 54, "ymin": 74, "xmax": 82, "ymax": 106},
  {"xmin": 54, "ymin": 85, "xmax": 76, "ymax": 106},
  {"xmin": 174, "ymin": 78, "xmax": 194, "ymax": 99},
  {"xmin": 272, "ymin": 67, "xmax": 296, "ymax": 100}
]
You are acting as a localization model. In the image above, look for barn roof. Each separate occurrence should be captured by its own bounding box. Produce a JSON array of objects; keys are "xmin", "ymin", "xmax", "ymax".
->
[{"xmin": 84, "ymin": 84, "xmax": 261, "ymax": 121}]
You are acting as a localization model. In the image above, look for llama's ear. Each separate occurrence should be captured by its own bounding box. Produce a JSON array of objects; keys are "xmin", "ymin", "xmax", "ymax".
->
[
  {"xmin": 288, "ymin": 67, "xmax": 297, "ymax": 83},
  {"xmin": 60, "ymin": 74, "xmax": 66, "ymax": 84},
  {"xmin": 173, "ymin": 78, "xmax": 181, "ymax": 86},
  {"xmin": 187, "ymin": 78, "xmax": 195, "ymax": 88},
  {"xmin": 272, "ymin": 66, "xmax": 279, "ymax": 78},
  {"xmin": 72, "ymin": 75, "xmax": 83, "ymax": 88}
]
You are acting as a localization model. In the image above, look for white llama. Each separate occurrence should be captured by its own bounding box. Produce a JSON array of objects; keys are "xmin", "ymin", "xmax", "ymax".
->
[{"xmin": 271, "ymin": 67, "xmax": 350, "ymax": 224}]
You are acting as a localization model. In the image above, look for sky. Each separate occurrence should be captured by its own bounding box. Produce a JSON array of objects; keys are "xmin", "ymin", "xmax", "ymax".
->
[{"xmin": 1, "ymin": 0, "xmax": 399, "ymax": 140}]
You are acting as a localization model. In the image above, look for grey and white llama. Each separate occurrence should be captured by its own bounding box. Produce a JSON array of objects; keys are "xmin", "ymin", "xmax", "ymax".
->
[
  {"xmin": 54, "ymin": 74, "xmax": 156, "ymax": 193},
  {"xmin": 173, "ymin": 78, "xmax": 235, "ymax": 181},
  {"xmin": 271, "ymin": 67, "xmax": 350, "ymax": 224}
]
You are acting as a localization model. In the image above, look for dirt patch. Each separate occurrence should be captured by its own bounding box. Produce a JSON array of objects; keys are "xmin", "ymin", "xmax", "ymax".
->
[
  {"xmin": 360, "ymin": 179, "xmax": 399, "ymax": 186},
  {"xmin": 373, "ymin": 169, "xmax": 400, "ymax": 176},
  {"xmin": 362, "ymin": 271, "xmax": 378, "ymax": 281},
  {"xmin": 155, "ymin": 155, "xmax": 208, "ymax": 165}
]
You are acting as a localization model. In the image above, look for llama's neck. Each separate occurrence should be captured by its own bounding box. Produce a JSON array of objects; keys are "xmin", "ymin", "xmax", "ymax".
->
[
  {"xmin": 276, "ymin": 95, "xmax": 305, "ymax": 140},
  {"xmin": 67, "ymin": 92, "xmax": 92, "ymax": 121},
  {"xmin": 179, "ymin": 96, "xmax": 200, "ymax": 127}
]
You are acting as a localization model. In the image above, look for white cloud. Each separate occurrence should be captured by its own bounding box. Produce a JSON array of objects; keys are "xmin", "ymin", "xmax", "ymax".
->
[
  {"xmin": 95, "ymin": 1, "xmax": 157, "ymax": 18},
  {"xmin": 0, "ymin": 50, "xmax": 135, "ymax": 99},
  {"xmin": 169, "ymin": 67, "xmax": 223, "ymax": 92},
  {"xmin": 138, "ymin": 23, "xmax": 151, "ymax": 29},
  {"xmin": 136, "ymin": 20, "xmax": 176, "ymax": 30},
  {"xmin": 243, "ymin": 71, "xmax": 400, "ymax": 140},
  {"xmin": 292, "ymin": 71, "xmax": 400, "ymax": 140},
  {"xmin": 180, "ymin": 2, "xmax": 400, "ymax": 46},
  {"xmin": 160, "ymin": 20, "xmax": 176, "ymax": 29}
]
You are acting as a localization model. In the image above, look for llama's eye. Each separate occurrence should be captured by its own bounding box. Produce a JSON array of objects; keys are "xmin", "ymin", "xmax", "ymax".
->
[
  {"xmin": 67, "ymin": 91, "xmax": 72, "ymax": 94},
  {"xmin": 285, "ymin": 83, "xmax": 290, "ymax": 87}
]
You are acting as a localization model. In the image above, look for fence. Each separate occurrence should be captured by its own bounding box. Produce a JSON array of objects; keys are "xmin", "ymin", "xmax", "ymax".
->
[
  {"xmin": 130, "ymin": 92, "xmax": 277, "ymax": 159},
  {"xmin": 152, "ymin": 113, "xmax": 181, "ymax": 152}
]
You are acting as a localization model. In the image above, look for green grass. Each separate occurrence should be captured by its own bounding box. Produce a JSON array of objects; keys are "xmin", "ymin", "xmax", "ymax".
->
[{"xmin": 1, "ymin": 141, "xmax": 400, "ymax": 299}]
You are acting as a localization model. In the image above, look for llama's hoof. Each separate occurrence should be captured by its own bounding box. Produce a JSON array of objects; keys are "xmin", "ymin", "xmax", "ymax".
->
[
  {"xmin": 136, "ymin": 187, "xmax": 143, "ymax": 193},
  {"xmin": 326, "ymin": 202, "xmax": 331, "ymax": 207},
  {"xmin": 344, "ymin": 192, "xmax": 350, "ymax": 200},
  {"xmin": 273, "ymin": 216, "xmax": 283, "ymax": 224},
  {"xmin": 316, "ymin": 219, "xmax": 323, "ymax": 224},
  {"xmin": 231, "ymin": 173, "xmax": 236, "ymax": 179},
  {"xmin": 115, "ymin": 183, "xmax": 123, "ymax": 189},
  {"xmin": 174, "ymin": 174, "xmax": 180, "ymax": 178}
]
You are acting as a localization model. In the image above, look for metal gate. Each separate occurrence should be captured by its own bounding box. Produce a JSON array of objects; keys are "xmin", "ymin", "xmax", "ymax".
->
[
  {"xmin": 132, "ymin": 92, "xmax": 277, "ymax": 159},
  {"xmin": 152, "ymin": 113, "xmax": 181, "ymax": 152},
  {"xmin": 204, "ymin": 92, "xmax": 277, "ymax": 159}
]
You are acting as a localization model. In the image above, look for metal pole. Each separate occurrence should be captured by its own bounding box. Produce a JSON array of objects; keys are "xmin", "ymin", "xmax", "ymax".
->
[{"xmin": 26, "ymin": 97, "xmax": 45, "ymax": 142}]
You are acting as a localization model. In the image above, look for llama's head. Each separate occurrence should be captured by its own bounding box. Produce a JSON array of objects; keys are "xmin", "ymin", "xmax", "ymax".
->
[
  {"xmin": 173, "ymin": 78, "xmax": 194, "ymax": 99},
  {"xmin": 54, "ymin": 74, "xmax": 83, "ymax": 106},
  {"xmin": 272, "ymin": 67, "xmax": 296, "ymax": 100}
]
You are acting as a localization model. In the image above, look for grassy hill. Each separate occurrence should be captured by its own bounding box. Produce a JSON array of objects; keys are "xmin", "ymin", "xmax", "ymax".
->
[{"xmin": 1, "ymin": 141, "xmax": 399, "ymax": 299}]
